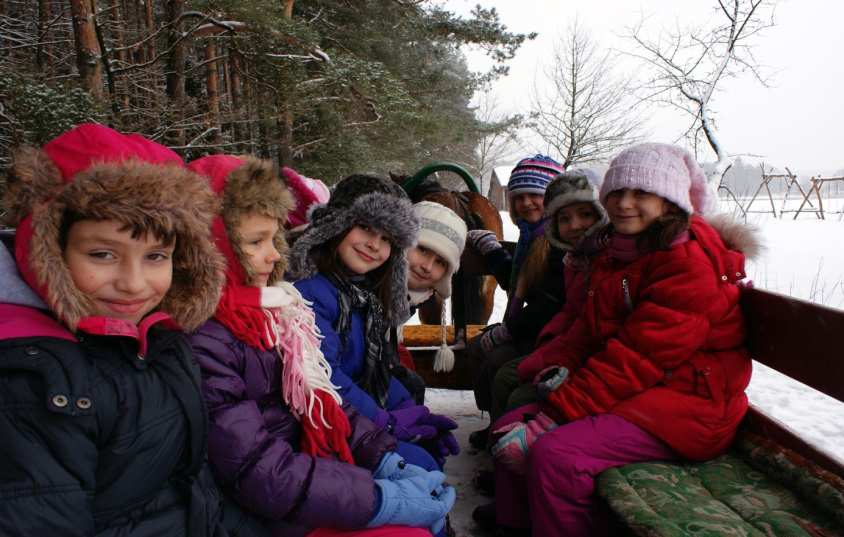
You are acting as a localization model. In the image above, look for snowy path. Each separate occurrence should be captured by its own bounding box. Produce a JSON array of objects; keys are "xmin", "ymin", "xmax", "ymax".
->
[{"xmin": 426, "ymin": 389, "xmax": 491, "ymax": 537}]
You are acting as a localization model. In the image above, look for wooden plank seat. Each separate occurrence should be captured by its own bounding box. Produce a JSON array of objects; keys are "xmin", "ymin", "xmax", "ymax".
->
[
  {"xmin": 401, "ymin": 324, "xmax": 485, "ymax": 347},
  {"xmin": 401, "ymin": 324, "xmax": 485, "ymax": 390},
  {"xmin": 596, "ymin": 288, "xmax": 844, "ymax": 536}
]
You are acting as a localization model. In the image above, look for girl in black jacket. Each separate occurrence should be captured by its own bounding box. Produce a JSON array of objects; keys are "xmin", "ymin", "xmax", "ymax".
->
[{"xmin": 0, "ymin": 124, "xmax": 256, "ymax": 536}]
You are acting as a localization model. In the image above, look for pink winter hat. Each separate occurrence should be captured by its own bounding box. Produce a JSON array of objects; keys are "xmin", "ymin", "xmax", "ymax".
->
[
  {"xmin": 283, "ymin": 167, "xmax": 330, "ymax": 229},
  {"xmin": 600, "ymin": 143, "xmax": 711, "ymax": 215}
]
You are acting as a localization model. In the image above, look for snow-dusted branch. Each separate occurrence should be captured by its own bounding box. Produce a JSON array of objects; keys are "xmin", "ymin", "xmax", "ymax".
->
[{"xmin": 625, "ymin": 0, "xmax": 777, "ymax": 182}]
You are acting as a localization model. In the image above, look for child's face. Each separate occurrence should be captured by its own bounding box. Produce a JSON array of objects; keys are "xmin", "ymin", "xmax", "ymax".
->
[
  {"xmin": 337, "ymin": 224, "xmax": 392, "ymax": 275},
  {"xmin": 407, "ymin": 245, "xmax": 448, "ymax": 291},
  {"xmin": 604, "ymin": 188, "xmax": 668, "ymax": 235},
  {"xmin": 235, "ymin": 213, "xmax": 281, "ymax": 287},
  {"xmin": 64, "ymin": 219, "xmax": 174, "ymax": 324},
  {"xmin": 512, "ymin": 193, "xmax": 545, "ymax": 223},
  {"xmin": 556, "ymin": 202, "xmax": 600, "ymax": 244}
]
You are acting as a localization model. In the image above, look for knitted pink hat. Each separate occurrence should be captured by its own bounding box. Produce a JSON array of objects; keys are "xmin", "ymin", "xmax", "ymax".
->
[
  {"xmin": 600, "ymin": 143, "xmax": 711, "ymax": 215},
  {"xmin": 283, "ymin": 167, "xmax": 330, "ymax": 229}
]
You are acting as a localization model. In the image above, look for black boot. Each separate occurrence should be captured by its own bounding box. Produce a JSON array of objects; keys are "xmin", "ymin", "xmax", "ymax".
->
[
  {"xmin": 472, "ymin": 502, "xmax": 497, "ymax": 531},
  {"xmin": 469, "ymin": 425, "xmax": 490, "ymax": 450},
  {"xmin": 472, "ymin": 503, "xmax": 531, "ymax": 537},
  {"xmin": 472, "ymin": 469, "xmax": 495, "ymax": 497}
]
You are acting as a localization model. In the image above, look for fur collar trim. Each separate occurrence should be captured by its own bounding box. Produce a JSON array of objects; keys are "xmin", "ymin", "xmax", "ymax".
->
[
  {"xmin": 6, "ymin": 146, "xmax": 224, "ymax": 332},
  {"xmin": 706, "ymin": 213, "xmax": 763, "ymax": 260}
]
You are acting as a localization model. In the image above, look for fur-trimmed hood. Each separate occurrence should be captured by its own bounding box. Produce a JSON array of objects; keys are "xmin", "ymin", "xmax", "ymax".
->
[
  {"xmin": 188, "ymin": 154, "xmax": 294, "ymax": 288},
  {"xmin": 287, "ymin": 174, "xmax": 419, "ymax": 324},
  {"xmin": 2, "ymin": 123, "xmax": 224, "ymax": 332},
  {"xmin": 706, "ymin": 213, "xmax": 763, "ymax": 261}
]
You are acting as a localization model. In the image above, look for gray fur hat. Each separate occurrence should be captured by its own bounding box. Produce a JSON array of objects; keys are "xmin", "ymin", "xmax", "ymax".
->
[
  {"xmin": 543, "ymin": 168, "xmax": 608, "ymax": 251},
  {"xmin": 287, "ymin": 174, "xmax": 419, "ymax": 324}
]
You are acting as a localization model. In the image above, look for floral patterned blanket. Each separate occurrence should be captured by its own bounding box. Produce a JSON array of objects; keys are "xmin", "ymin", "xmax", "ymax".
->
[{"xmin": 597, "ymin": 433, "xmax": 844, "ymax": 536}]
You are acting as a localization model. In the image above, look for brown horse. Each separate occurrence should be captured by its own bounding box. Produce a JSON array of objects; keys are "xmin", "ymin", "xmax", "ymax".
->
[{"xmin": 393, "ymin": 174, "xmax": 502, "ymax": 328}]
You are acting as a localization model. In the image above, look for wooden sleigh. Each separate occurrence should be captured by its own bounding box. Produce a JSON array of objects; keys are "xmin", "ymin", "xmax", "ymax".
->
[{"xmin": 405, "ymin": 238, "xmax": 844, "ymax": 536}]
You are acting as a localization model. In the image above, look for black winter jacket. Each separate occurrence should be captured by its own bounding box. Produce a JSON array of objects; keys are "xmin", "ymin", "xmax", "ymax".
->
[
  {"xmin": 505, "ymin": 246, "xmax": 567, "ymax": 353},
  {"xmin": 0, "ymin": 318, "xmax": 256, "ymax": 537},
  {"xmin": 0, "ymin": 233, "xmax": 259, "ymax": 537}
]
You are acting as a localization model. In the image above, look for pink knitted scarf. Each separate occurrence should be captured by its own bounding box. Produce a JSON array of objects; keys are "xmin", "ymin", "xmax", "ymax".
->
[{"xmin": 215, "ymin": 282, "xmax": 354, "ymax": 463}]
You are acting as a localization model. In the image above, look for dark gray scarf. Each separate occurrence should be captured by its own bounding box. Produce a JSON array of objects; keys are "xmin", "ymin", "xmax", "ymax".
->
[{"xmin": 328, "ymin": 273, "xmax": 392, "ymax": 408}]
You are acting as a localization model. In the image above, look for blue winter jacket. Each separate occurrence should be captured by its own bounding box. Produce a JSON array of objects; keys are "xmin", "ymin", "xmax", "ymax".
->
[{"xmin": 294, "ymin": 274, "xmax": 413, "ymax": 420}]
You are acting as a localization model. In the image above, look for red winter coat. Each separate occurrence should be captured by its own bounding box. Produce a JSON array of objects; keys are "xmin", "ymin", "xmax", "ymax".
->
[{"xmin": 546, "ymin": 216, "xmax": 754, "ymax": 461}]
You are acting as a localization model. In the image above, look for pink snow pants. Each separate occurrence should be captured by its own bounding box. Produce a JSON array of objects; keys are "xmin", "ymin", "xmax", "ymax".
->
[
  {"xmin": 308, "ymin": 526, "xmax": 430, "ymax": 537},
  {"xmin": 493, "ymin": 404, "xmax": 676, "ymax": 537}
]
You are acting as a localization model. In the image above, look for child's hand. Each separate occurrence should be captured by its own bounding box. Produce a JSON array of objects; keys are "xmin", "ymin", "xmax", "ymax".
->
[
  {"xmin": 479, "ymin": 323, "xmax": 510, "ymax": 353},
  {"xmin": 534, "ymin": 366, "xmax": 569, "ymax": 399},
  {"xmin": 467, "ymin": 229, "xmax": 502, "ymax": 256},
  {"xmin": 491, "ymin": 412, "xmax": 558, "ymax": 474}
]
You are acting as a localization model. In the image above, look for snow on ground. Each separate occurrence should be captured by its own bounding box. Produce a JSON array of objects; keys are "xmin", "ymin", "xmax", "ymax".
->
[{"xmin": 428, "ymin": 202, "xmax": 844, "ymax": 535}]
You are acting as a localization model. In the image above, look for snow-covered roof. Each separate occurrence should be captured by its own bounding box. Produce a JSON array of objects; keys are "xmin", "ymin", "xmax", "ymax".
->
[{"xmin": 491, "ymin": 165, "xmax": 514, "ymax": 183}]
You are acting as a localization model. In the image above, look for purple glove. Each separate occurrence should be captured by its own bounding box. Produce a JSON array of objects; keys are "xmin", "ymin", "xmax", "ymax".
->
[
  {"xmin": 417, "ymin": 412, "xmax": 458, "ymax": 433},
  {"xmin": 419, "ymin": 432, "xmax": 460, "ymax": 468},
  {"xmin": 479, "ymin": 323, "xmax": 511, "ymax": 353},
  {"xmin": 416, "ymin": 412, "xmax": 460, "ymax": 466},
  {"xmin": 375, "ymin": 406, "xmax": 438, "ymax": 442},
  {"xmin": 467, "ymin": 229, "xmax": 502, "ymax": 256}
]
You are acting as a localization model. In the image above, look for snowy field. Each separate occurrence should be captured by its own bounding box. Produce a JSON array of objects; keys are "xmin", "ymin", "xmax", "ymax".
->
[{"xmin": 424, "ymin": 201, "xmax": 844, "ymax": 535}]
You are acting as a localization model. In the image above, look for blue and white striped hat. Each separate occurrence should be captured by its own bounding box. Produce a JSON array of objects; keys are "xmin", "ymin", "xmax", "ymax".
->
[{"xmin": 507, "ymin": 154, "xmax": 565, "ymax": 198}]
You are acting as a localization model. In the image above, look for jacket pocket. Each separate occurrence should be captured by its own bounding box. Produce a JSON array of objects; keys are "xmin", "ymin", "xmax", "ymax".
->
[{"xmin": 689, "ymin": 355, "xmax": 725, "ymax": 404}]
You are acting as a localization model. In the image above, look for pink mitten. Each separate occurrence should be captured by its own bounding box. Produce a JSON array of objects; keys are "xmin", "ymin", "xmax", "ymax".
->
[{"xmin": 490, "ymin": 412, "xmax": 558, "ymax": 474}]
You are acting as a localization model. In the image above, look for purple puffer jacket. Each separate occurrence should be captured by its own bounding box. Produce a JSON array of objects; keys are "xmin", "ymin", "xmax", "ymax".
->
[{"xmin": 190, "ymin": 318, "xmax": 397, "ymax": 536}]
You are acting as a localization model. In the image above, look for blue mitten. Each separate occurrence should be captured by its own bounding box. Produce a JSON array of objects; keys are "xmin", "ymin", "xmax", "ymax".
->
[
  {"xmin": 368, "ymin": 471, "xmax": 456, "ymax": 530},
  {"xmin": 373, "ymin": 452, "xmax": 428, "ymax": 481}
]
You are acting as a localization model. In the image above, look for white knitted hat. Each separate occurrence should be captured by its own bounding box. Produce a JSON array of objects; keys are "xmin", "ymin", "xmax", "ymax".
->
[{"xmin": 411, "ymin": 201, "xmax": 468, "ymax": 299}]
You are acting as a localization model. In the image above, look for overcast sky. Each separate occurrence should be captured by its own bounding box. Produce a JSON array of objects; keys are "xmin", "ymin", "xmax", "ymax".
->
[{"xmin": 441, "ymin": 0, "xmax": 843, "ymax": 174}]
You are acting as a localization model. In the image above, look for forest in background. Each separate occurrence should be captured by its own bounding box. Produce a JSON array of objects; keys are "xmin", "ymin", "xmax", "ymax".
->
[{"xmin": 0, "ymin": 0, "xmax": 531, "ymax": 184}]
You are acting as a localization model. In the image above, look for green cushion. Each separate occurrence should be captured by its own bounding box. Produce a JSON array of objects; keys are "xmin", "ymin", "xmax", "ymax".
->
[{"xmin": 597, "ymin": 436, "xmax": 844, "ymax": 537}]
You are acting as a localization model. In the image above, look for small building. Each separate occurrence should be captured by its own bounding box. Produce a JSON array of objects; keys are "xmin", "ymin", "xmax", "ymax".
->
[{"xmin": 488, "ymin": 166, "xmax": 512, "ymax": 211}]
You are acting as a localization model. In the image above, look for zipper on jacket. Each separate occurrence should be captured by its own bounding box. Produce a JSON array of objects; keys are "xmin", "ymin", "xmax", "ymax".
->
[{"xmin": 622, "ymin": 277, "xmax": 634, "ymax": 313}]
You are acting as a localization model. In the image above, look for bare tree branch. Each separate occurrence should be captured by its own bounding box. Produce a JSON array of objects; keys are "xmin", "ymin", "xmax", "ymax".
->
[
  {"xmin": 530, "ymin": 18, "xmax": 643, "ymax": 168},
  {"xmin": 624, "ymin": 0, "xmax": 777, "ymax": 182}
]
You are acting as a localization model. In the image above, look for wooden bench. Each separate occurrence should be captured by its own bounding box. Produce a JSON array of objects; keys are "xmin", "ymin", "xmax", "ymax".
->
[{"xmin": 597, "ymin": 288, "xmax": 844, "ymax": 536}]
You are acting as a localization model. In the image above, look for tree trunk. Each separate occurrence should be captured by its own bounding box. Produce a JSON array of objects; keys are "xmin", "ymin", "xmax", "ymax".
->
[
  {"xmin": 164, "ymin": 0, "xmax": 185, "ymax": 145},
  {"xmin": 278, "ymin": 0, "xmax": 296, "ymax": 165},
  {"xmin": 36, "ymin": 0, "xmax": 51, "ymax": 75},
  {"xmin": 205, "ymin": 40, "xmax": 221, "ymax": 145},
  {"xmin": 69, "ymin": 0, "xmax": 104, "ymax": 99},
  {"xmin": 110, "ymin": 0, "xmax": 130, "ymax": 112},
  {"xmin": 144, "ymin": 0, "xmax": 156, "ymax": 68},
  {"xmin": 229, "ymin": 49, "xmax": 246, "ymax": 150}
]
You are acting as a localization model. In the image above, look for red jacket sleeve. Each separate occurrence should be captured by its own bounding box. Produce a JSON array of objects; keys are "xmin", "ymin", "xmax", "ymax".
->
[
  {"xmin": 548, "ymin": 252, "xmax": 721, "ymax": 420},
  {"xmin": 518, "ymin": 316, "xmax": 595, "ymax": 382}
]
